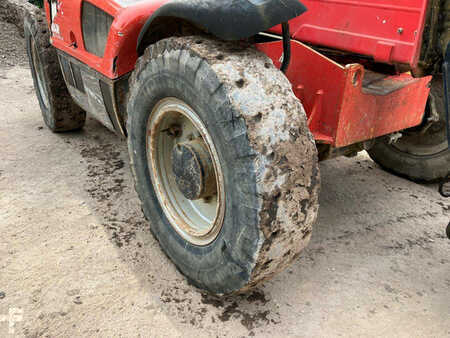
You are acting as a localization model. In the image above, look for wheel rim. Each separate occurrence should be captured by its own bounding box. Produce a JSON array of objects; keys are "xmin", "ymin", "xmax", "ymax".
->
[
  {"xmin": 146, "ymin": 98, "xmax": 225, "ymax": 246},
  {"xmin": 31, "ymin": 38, "xmax": 50, "ymax": 109}
]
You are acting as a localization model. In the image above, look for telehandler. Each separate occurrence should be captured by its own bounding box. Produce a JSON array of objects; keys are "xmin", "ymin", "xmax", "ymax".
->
[{"xmin": 25, "ymin": 0, "xmax": 449, "ymax": 293}]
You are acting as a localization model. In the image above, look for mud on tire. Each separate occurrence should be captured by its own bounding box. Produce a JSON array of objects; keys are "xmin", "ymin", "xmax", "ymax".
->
[
  {"xmin": 127, "ymin": 36, "xmax": 320, "ymax": 294},
  {"xmin": 24, "ymin": 11, "xmax": 85, "ymax": 132}
]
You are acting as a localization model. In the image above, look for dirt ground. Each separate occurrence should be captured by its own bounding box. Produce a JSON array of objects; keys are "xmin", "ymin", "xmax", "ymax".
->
[
  {"xmin": 0, "ymin": 21, "xmax": 449, "ymax": 337},
  {"xmin": 0, "ymin": 20, "xmax": 27, "ymax": 68}
]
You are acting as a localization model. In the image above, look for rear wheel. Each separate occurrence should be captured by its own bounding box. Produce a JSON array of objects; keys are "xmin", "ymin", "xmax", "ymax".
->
[
  {"xmin": 127, "ymin": 37, "xmax": 320, "ymax": 294},
  {"xmin": 24, "ymin": 11, "xmax": 85, "ymax": 132},
  {"xmin": 368, "ymin": 76, "xmax": 449, "ymax": 182}
]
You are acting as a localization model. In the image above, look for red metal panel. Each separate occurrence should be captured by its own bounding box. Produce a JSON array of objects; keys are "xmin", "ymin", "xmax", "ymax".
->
[
  {"xmin": 45, "ymin": 0, "xmax": 165, "ymax": 79},
  {"xmin": 270, "ymin": 0, "xmax": 429, "ymax": 67},
  {"xmin": 256, "ymin": 40, "xmax": 431, "ymax": 147},
  {"xmin": 336, "ymin": 69, "xmax": 431, "ymax": 146},
  {"xmin": 46, "ymin": 0, "xmax": 429, "ymax": 78}
]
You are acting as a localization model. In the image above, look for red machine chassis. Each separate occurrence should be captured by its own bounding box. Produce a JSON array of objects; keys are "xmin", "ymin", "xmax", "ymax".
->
[
  {"xmin": 45, "ymin": 0, "xmax": 432, "ymax": 148},
  {"xmin": 257, "ymin": 39, "xmax": 431, "ymax": 147}
]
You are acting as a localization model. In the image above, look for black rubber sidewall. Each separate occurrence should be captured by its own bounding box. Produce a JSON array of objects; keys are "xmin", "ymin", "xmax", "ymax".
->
[
  {"xmin": 24, "ymin": 12, "xmax": 86, "ymax": 132},
  {"xmin": 25, "ymin": 20, "xmax": 53, "ymax": 126},
  {"xmin": 368, "ymin": 138, "xmax": 450, "ymax": 182}
]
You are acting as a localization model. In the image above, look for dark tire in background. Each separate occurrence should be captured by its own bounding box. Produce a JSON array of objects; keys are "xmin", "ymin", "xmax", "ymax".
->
[
  {"xmin": 24, "ymin": 11, "xmax": 85, "ymax": 132},
  {"xmin": 127, "ymin": 36, "xmax": 320, "ymax": 294},
  {"xmin": 368, "ymin": 76, "xmax": 449, "ymax": 182}
]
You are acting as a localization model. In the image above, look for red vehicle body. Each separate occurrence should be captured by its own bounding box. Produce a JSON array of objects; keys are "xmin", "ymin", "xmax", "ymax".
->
[{"xmin": 44, "ymin": 0, "xmax": 432, "ymax": 148}]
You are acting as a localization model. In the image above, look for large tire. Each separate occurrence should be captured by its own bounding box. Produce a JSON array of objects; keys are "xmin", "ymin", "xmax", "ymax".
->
[
  {"xmin": 127, "ymin": 36, "xmax": 320, "ymax": 294},
  {"xmin": 24, "ymin": 11, "xmax": 85, "ymax": 132},
  {"xmin": 367, "ymin": 76, "xmax": 449, "ymax": 182}
]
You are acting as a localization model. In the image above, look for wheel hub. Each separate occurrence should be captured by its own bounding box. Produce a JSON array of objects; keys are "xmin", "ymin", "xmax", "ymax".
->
[
  {"xmin": 146, "ymin": 98, "xmax": 225, "ymax": 246},
  {"xmin": 171, "ymin": 138, "xmax": 217, "ymax": 200}
]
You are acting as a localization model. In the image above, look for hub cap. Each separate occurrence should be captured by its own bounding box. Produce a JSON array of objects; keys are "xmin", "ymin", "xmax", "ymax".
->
[
  {"xmin": 146, "ymin": 98, "xmax": 225, "ymax": 246},
  {"xmin": 171, "ymin": 138, "xmax": 217, "ymax": 201}
]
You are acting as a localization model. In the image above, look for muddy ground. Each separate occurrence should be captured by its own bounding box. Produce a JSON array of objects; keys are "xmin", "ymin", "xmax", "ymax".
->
[{"xmin": 0, "ymin": 21, "xmax": 449, "ymax": 337}]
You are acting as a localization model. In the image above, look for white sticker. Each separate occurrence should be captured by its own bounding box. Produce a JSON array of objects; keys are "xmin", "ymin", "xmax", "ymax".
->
[
  {"xmin": 51, "ymin": 1, "xmax": 58, "ymax": 21},
  {"xmin": 51, "ymin": 23, "xmax": 60, "ymax": 35}
]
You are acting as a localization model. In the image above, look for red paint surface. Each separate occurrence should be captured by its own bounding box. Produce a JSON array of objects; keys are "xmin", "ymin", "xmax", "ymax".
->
[
  {"xmin": 45, "ymin": 0, "xmax": 168, "ymax": 79},
  {"xmin": 46, "ymin": 0, "xmax": 429, "ymax": 79},
  {"xmin": 257, "ymin": 40, "xmax": 431, "ymax": 147},
  {"xmin": 270, "ymin": 0, "xmax": 429, "ymax": 67}
]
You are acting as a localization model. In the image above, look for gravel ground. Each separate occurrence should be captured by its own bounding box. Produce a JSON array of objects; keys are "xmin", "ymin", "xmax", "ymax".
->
[
  {"xmin": 0, "ymin": 21, "xmax": 449, "ymax": 337},
  {"xmin": 0, "ymin": 20, "xmax": 28, "ymax": 68}
]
